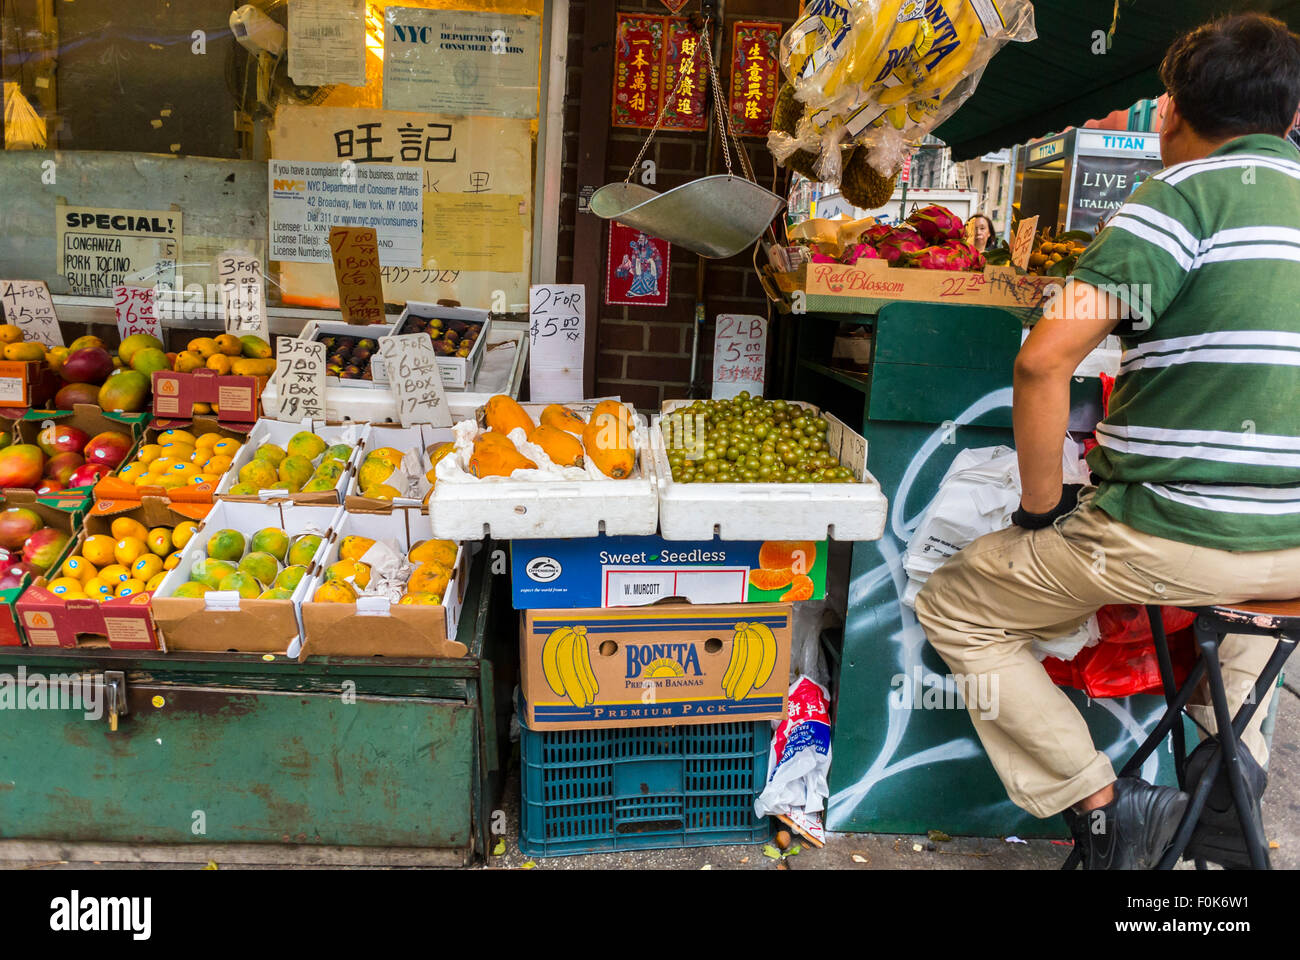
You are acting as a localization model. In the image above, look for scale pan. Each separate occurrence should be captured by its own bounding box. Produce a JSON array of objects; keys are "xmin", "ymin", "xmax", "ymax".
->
[{"xmin": 589, "ymin": 175, "xmax": 785, "ymax": 259}]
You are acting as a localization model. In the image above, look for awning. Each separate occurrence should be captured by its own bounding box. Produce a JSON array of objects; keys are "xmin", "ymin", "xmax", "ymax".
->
[{"xmin": 936, "ymin": 0, "xmax": 1300, "ymax": 160}]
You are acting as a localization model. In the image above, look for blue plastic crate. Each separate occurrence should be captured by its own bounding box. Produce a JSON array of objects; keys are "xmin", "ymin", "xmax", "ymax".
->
[{"xmin": 519, "ymin": 707, "xmax": 774, "ymax": 857}]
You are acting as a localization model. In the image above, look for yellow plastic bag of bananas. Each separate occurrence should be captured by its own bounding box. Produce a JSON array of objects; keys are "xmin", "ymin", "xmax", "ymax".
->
[{"xmin": 772, "ymin": 0, "xmax": 1037, "ymax": 185}]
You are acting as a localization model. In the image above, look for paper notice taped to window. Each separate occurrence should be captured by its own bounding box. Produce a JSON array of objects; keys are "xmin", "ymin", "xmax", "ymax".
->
[
  {"xmin": 288, "ymin": 0, "xmax": 366, "ymax": 87},
  {"xmin": 422, "ymin": 194, "xmax": 526, "ymax": 273}
]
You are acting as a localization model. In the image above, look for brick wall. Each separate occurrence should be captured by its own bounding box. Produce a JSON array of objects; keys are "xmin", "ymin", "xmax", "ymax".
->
[{"xmin": 558, "ymin": 0, "xmax": 796, "ymax": 412}]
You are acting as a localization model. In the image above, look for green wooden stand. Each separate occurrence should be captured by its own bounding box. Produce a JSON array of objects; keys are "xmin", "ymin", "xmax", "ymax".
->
[
  {"xmin": 0, "ymin": 543, "xmax": 515, "ymax": 866},
  {"xmin": 793, "ymin": 303, "xmax": 1177, "ymax": 838}
]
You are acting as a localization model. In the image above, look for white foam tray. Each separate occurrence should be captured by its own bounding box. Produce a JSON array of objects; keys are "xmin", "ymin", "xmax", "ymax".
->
[
  {"xmin": 652, "ymin": 400, "xmax": 888, "ymax": 541},
  {"xmin": 426, "ymin": 401, "xmax": 659, "ymax": 540}
]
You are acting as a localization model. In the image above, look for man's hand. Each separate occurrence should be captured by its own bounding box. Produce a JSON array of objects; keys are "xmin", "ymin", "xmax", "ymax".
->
[
  {"xmin": 1014, "ymin": 280, "xmax": 1123, "ymax": 511},
  {"xmin": 1012, "ymin": 483, "xmax": 1084, "ymax": 530}
]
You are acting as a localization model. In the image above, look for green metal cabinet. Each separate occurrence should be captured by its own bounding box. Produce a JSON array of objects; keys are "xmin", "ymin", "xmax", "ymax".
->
[
  {"xmin": 0, "ymin": 544, "xmax": 516, "ymax": 865},
  {"xmin": 792, "ymin": 303, "xmax": 1176, "ymax": 838}
]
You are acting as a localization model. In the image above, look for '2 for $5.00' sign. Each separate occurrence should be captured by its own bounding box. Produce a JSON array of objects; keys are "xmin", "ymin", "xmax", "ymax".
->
[{"xmin": 378, "ymin": 333, "xmax": 452, "ymax": 427}]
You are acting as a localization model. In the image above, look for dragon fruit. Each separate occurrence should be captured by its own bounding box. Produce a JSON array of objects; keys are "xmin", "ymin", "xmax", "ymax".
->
[
  {"xmin": 906, "ymin": 204, "xmax": 965, "ymax": 243},
  {"xmin": 873, "ymin": 227, "xmax": 926, "ymax": 264},
  {"xmin": 843, "ymin": 243, "xmax": 881, "ymax": 263},
  {"xmin": 906, "ymin": 239, "xmax": 985, "ymax": 271},
  {"xmin": 862, "ymin": 223, "xmax": 895, "ymax": 246},
  {"xmin": 943, "ymin": 239, "xmax": 985, "ymax": 270}
]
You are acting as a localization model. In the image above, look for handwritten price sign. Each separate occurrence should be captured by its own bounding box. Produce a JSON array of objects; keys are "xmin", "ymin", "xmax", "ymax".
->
[
  {"xmin": 215, "ymin": 250, "xmax": 267, "ymax": 338},
  {"xmin": 528, "ymin": 283, "xmax": 585, "ymax": 402},
  {"xmin": 712, "ymin": 313, "xmax": 767, "ymax": 399},
  {"xmin": 378, "ymin": 333, "xmax": 452, "ymax": 427},
  {"xmin": 268, "ymin": 337, "xmax": 326, "ymax": 420},
  {"xmin": 1011, "ymin": 215, "xmax": 1039, "ymax": 271},
  {"xmin": 0, "ymin": 280, "xmax": 63, "ymax": 348},
  {"xmin": 112, "ymin": 285, "xmax": 164, "ymax": 341},
  {"xmin": 329, "ymin": 226, "xmax": 386, "ymax": 325}
]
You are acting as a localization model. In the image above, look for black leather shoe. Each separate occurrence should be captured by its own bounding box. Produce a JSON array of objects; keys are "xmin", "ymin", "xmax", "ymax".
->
[
  {"xmin": 1080, "ymin": 778, "xmax": 1189, "ymax": 870},
  {"xmin": 1182, "ymin": 740, "xmax": 1268, "ymax": 870}
]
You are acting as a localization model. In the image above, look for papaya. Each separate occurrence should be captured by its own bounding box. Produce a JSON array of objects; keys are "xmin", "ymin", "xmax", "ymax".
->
[
  {"xmin": 528, "ymin": 424, "xmax": 585, "ymax": 468},
  {"xmin": 582, "ymin": 412, "xmax": 636, "ymax": 479},
  {"xmin": 592, "ymin": 399, "xmax": 634, "ymax": 434},
  {"xmin": 483, "ymin": 394, "xmax": 535, "ymax": 436},
  {"xmin": 426, "ymin": 441, "xmax": 455, "ymax": 489},
  {"xmin": 540, "ymin": 403, "xmax": 587, "ymax": 436},
  {"xmin": 467, "ymin": 433, "xmax": 536, "ymax": 478}
]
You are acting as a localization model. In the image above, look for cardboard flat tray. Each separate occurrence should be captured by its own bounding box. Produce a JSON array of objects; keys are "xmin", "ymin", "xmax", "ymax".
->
[{"xmin": 652, "ymin": 400, "xmax": 888, "ymax": 541}]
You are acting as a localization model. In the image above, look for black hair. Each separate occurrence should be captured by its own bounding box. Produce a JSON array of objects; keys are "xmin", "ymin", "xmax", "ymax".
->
[{"xmin": 1160, "ymin": 13, "xmax": 1300, "ymax": 139}]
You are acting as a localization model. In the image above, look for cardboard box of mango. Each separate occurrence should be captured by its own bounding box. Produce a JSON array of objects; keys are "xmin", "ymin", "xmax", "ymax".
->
[{"xmin": 93, "ymin": 418, "xmax": 362, "ymax": 506}]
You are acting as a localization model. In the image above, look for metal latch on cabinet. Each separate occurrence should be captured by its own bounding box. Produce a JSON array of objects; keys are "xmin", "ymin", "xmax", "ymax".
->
[{"xmin": 104, "ymin": 671, "xmax": 128, "ymax": 732}]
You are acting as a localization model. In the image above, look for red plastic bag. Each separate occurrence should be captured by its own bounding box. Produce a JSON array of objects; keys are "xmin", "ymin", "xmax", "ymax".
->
[
  {"xmin": 1096, "ymin": 604, "xmax": 1196, "ymax": 645},
  {"xmin": 1043, "ymin": 623, "xmax": 1197, "ymax": 698}
]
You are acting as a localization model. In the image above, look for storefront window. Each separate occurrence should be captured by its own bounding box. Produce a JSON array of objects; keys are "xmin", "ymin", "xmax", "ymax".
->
[{"xmin": 1, "ymin": 0, "xmax": 550, "ymax": 314}]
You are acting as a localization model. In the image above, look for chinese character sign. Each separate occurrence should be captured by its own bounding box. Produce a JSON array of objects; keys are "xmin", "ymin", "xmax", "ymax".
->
[
  {"xmin": 605, "ymin": 222, "xmax": 670, "ymax": 308},
  {"xmin": 612, "ymin": 15, "xmax": 706, "ymax": 131},
  {"xmin": 728, "ymin": 22, "xmax": 781, "ymax": 137},
  {"xmin": 661, "ymin": 19, "xmax": 707, "ymax": 133},
  {"xmin": 612, "ymin": 15, "xmax": 665, "ymax": 129}
]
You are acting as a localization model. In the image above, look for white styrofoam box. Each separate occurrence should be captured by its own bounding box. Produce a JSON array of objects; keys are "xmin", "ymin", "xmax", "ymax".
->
[
  {"xmin": 152, "ymin": 499, "xmax": 343, "ymax": 650},
  {"xmin": 299, "ymin": 319, "xmax": 394, "ymax": 390},
  {"xmin": 259, "ymin": 327, "xmax": 528, "ymax": 425},
  {"xmin": 426, "ymin": 400, "xmax": 659, "ymax": 539},
  {"xmin": 216, "ymin": 418, "xmax": 370, "ymax": 504},
  {"xmin": 373, "ymin": 302, "xmax": 492, "ymax": 389},
  {"xmin": 652, "ymin": 400, "xmax": 888, "ymax": 541},
  {"xmin": 345, "ymin": 422, "xmax": 454, "ymax": 508},
  {"xmin": 295, "ymin": 506, "xmax": 470, "ymax": 659}
]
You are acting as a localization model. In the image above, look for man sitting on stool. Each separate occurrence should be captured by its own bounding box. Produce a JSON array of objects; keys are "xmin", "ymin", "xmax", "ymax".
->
[{"xmin": 915, "ymin": 12, "xmax": 1300, "ymax": 869}]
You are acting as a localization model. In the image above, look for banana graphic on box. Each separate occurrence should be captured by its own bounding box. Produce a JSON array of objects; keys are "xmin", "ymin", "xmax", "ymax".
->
[
  {"xmin": 542, "ymin": 625, "xmax": 600, "ymax": 709},
  {"xmin": 723, "ymin": 622, "xmax": 779, "ymax": 701}
]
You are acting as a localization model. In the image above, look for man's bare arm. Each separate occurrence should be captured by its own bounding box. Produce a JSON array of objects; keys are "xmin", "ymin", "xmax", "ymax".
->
[{"xmin": 1014, "ymin": 281, "xmax": 1124, "ymax": 513}]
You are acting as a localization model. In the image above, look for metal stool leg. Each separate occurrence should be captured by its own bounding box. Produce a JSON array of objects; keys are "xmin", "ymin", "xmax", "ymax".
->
[
  {"xmin": 1146, "ymin": 605, "xmax": 1187, "ymax": 790},
  {"xmin": 1194, "ymin": 618, "xmax": 1270, "ymax": 870},
  {"xmin": 1118, "ymin": 657, "xmax": 1207, "ymax": 778}
]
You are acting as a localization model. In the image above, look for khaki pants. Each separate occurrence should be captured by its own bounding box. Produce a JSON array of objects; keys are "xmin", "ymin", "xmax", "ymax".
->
[{"xmin": 914, "ymin": 489, "xmax": 1298, "ymax": 819}]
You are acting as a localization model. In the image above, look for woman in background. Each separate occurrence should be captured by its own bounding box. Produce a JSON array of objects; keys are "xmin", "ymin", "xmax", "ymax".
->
[{"xmin": 968, "ymin": 213, "xmax": 997, "ymax": 253}]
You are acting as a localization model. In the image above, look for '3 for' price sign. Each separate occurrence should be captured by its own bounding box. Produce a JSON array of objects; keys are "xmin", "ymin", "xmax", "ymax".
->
[{"xmin": 378, "ymin": 333, "xmax": 452, "ymax": 427}]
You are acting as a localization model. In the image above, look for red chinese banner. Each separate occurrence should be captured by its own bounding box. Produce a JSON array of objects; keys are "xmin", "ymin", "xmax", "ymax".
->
[
  {"xmin": 660, "ymin": 19, "xmax": 708, "ymax": 132},
  {"xmin": 657, "ymin": 0, "xmax": 690, "ymax": 12},
  {"xmin": 612, "ymin": 15, "xmax": 665, "ymax": 129},
  {"xmin": 606, "ymin": 221, "xmax": 671, "ymax": 308},
  {"xmin": 729, "ymin": 21, "xmax": 781, "ymax": 137}
]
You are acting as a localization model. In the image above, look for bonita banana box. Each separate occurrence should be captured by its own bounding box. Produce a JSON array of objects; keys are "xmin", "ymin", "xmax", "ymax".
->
[
  {"xmin": 520, "ymin": 603, "xmax": 792, "ymax": 730},
  {"xmin": 510, "ymin": 535, "xmax": 827, "ymax": 609}
]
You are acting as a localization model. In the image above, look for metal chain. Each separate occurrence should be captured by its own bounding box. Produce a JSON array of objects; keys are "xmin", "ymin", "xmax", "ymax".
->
[
  {"xmin": 624, "ymin": 18, "xmax": 709, "ymax": 183},
  {"xmin": 702, "ymin": 22, "xmax": 758, "ymax": 185}
]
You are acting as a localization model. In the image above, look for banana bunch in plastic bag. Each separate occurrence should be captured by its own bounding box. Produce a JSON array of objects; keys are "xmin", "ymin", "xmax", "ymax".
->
[{"xmin": 770, "ymin": 0, "xmax": 1036, "ymax": 187}]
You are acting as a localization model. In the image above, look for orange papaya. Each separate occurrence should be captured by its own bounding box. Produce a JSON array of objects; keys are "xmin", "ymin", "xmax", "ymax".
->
[
  {"xmin": 528, "ymin": 424, "xmax": 585, "ymax": 468},
  {"xmin": 483, "ymin": 394, "xmax": 535, "ymax": 436},
  {"xmin": 582, "ymin": 412, "xmax": 636, "ymax": 479},
  {"xmin": 467, "ymin": 433, "xmax": 536, "ymax": 478},
  {"xmin": 540, "ymin": 403, "xmax": 588, "ymax": 436}
]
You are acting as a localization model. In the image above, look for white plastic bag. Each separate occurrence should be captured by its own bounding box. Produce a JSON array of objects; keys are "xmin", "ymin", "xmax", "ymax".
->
[{"xmin": 902, "ymin": 437, "xmax": 1089, "ymax": 607}]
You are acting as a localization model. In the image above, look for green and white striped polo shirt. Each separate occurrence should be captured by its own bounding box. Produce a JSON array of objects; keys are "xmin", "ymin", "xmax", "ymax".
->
[{"xmin": 1073, "ymin": 134, "xmax": 1300, "ymax": 551}]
